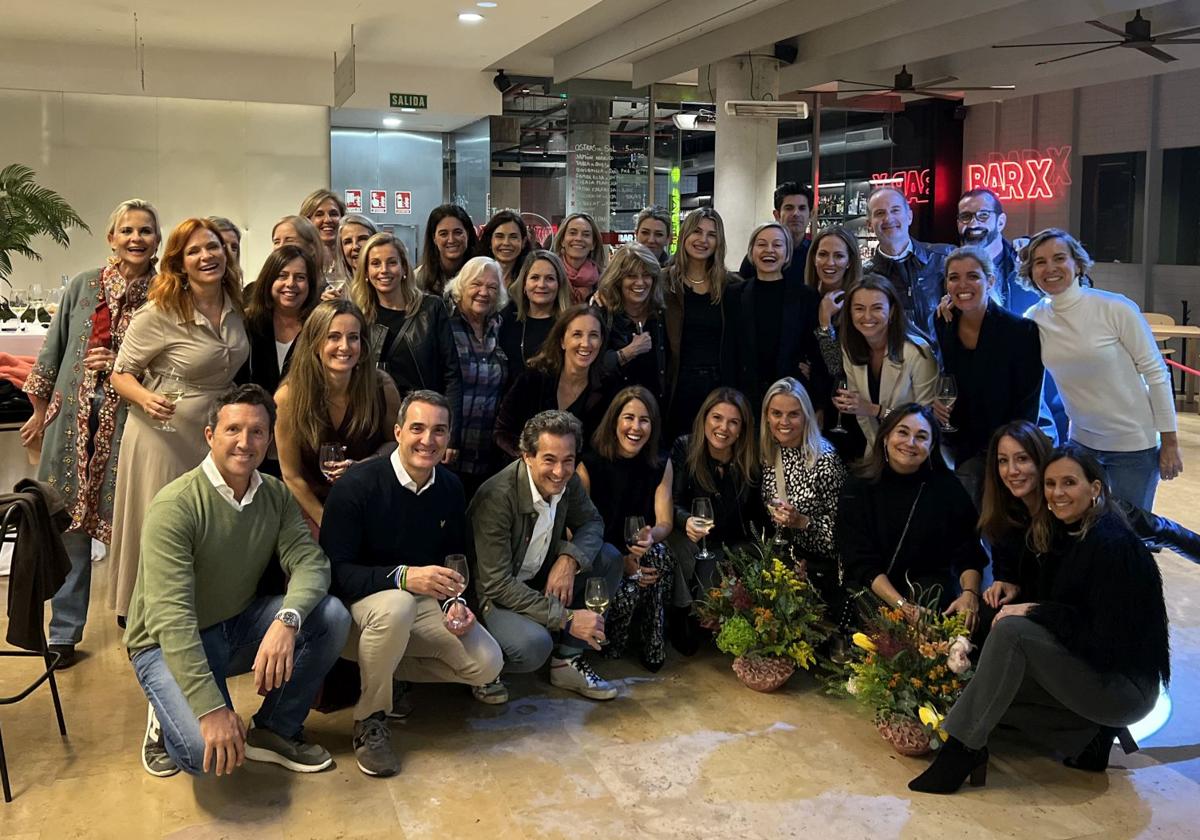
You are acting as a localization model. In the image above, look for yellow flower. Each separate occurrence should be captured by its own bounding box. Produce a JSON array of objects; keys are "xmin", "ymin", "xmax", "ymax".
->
[
  {"xmin": 852, "ymin": 632, "xmax": 877, "ymax": 652},
  {"xmin": 919, "ymin": 705, "xmax": 948, "ymax": 741}
]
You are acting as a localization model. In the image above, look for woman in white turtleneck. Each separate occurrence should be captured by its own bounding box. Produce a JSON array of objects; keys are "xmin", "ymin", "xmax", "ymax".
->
[{"xmin": 1021, "ymin": 228, "xmax": 1181, "ymax": 509}]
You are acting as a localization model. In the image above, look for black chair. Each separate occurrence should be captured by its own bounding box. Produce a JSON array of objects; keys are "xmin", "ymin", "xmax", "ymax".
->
[{"xmin": 0, "ymin": 503, "xmax": 68, "ymax": 802}]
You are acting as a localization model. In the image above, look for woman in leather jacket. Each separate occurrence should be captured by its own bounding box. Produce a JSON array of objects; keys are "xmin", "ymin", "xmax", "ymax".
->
[
  {"xmin": 351, "ymin": 232, "xmax": 462, "ymax": 453},
  {"xmin": 981, "ymin": 419, "xmax": 1200, "ymax": 612}
]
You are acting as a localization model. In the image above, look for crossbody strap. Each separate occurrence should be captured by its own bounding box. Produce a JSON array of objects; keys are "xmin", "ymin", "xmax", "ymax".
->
[{"xmin": 885, "ymin": 483, "xmax": 925, "ymax": 578}]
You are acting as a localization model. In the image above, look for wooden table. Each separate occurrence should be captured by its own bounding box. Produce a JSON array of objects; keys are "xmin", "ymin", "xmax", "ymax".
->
[{"xmin": 1150, "ymin": 324, "xmax": 1200, "ymax": 410}]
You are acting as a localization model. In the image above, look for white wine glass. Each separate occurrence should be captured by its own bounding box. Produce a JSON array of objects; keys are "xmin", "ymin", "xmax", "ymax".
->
[
  {"xmin": 769, "ymin": 497, "xmax": 790, "ymax": 547},
  {"xmin": 830, "ymin": 376, "xmax": 849, "ymax": 434},
  {"xmin": 584, "ymin": 577, "xmax": 610, "ymax": 645},
  {"xmin": 29, "ymin": 283, "xmax": 46, "ymax": 324},
  {"xmin": 444, "ymin": 554, "xmax": 470, "ymax": 631},
  {"xmin": 9, "ymin": 290, "xmax": 28, "ymax": 331},
  {"xmin": 936, "ymin": 373, "xmax": 958, "ymax": 433},
  {"xmin": 157, "ymin": 370, "xmax": 187, "ymax": 432},
  {"xmin": 692, "ymin": 497, "xmax": 715, "ymax": 561},
  {"xmin": 319, "ymin": 443, "xmax": 347, "ymax": 482}
]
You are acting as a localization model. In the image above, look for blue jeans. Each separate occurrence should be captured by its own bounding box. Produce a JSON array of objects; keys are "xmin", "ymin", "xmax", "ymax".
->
[
  {"xmin": 130, "ymin": 594, "xmax": 350, "ymax": 775},
  {"xmin": 48, "ymin": 531, "xmax": 95, "ymax": 647},
  {"xmin": 1072, "ymin": 441, "xmax": 1160, "ymax": 510}
]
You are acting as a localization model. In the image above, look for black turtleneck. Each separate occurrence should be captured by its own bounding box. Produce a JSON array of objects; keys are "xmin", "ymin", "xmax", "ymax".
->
[{"xmin": 836, "ymin": 464, "xmax": 985, "ymax": 604}]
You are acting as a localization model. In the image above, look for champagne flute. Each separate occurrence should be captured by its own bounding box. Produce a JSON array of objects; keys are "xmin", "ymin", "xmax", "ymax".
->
[
  {"xmin": 692, "ymin": 497, "xmax": 715, "ymax": 561},
  {"xmin": 936, "ymin": 373, "xmax": 958, "ymax": 433},
  {"xmin": 444, "ymin": 554, "xmax": 470, "ymax": 631},
  {"xmin": 584, "ymin": 577, "xmax": 610, "ymax": 646},
  {"xmin": 157, "ymin": 370, "xmax": 186, "ymax": 432},
  {"xmin": 830, "ymin": 375, "xmax": 849, "ymax": 434},
  {"xmin": 319, "ymin": 443, "xmax": 348, "ymax": 482}
]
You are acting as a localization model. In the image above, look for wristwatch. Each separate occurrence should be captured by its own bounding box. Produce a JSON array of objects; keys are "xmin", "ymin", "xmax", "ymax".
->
[{"xmin": 274, "ymin": 608, "xmax": 301, "ymax": 630}]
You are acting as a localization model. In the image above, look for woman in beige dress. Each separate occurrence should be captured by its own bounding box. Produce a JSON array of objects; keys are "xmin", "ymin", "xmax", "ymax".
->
[{"xmin": 108, "ymin": 217, "xmax": 248, "ymax": 617}]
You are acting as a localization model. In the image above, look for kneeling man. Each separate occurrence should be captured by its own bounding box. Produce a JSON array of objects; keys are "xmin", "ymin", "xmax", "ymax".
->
[
  {"xmin": 320, "ymin": 390, "xmax": 503, "ymax": 777},
  {"xmin": 125, "ymin": 384, "xmax": 351, "ymax": 778}
]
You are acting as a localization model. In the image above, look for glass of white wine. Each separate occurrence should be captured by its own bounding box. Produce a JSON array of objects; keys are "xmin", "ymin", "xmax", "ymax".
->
[
  {"xmin": 9, "ymin": 290, "xmax": 28, "ymax": 331},
  {"xmin": 444, "ymin": 554, "xmax": 470, "ymax": 631},
  {"xmin": 692, "ymin": 497, "xmax": 715, "ymax": 561},
  {"xmin": 584, "ymin": 577, "xmax": 610, "ymax": 646},
  {"xmin": 157, "ymin": 370, "xmax": 187, "ymax": 432},
  {"xmin": 936, "ymin": 373, "xmax": 958, "ymax": 433}
]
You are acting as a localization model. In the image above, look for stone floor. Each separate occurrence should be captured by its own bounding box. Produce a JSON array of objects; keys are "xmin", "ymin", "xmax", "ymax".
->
[{"xmin": 2, "ymin": 419, "xmax": 1200, "ymax": 839}]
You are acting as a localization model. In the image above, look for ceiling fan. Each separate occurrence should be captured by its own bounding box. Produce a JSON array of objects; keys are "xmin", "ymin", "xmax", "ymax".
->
[
  {"xmin": 831, "ymin": 65, "xmax": 1016, "ymax": 98},
  {"xmin": 993, "ymin": 9, "xmax": 1200, "ymax": 66}
]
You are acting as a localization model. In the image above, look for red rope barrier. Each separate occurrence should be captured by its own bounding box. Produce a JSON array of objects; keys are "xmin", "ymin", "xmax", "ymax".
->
[{"xmin": 1166, "ymin": 358, "xmax": 1200, "ymax": 378}]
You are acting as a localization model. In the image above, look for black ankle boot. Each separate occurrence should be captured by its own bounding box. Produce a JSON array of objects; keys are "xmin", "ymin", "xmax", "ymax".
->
[
  {"xmin": 908, "ymin": 736, "xmax": 989, "ymax": 794},
  {"xmin": 1064, "ymin": 726, "xmax": 1134, "ymax": 772}
]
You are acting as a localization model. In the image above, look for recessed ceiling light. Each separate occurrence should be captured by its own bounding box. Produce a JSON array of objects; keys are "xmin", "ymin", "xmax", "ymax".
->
[
  {"xmin": 400, "ymin": 107, "xmax": 418, "ymax": 113},
  {"xmin": 477, "ymin": 2, "xmax": 498, "ymax": 6},
  {"xmin": 459, "ymin": 12, "xmax": 484, "ymax": 22},
  {"xmin": 382, "ymin": 117, "xmax": 402, "ymax": 128}
]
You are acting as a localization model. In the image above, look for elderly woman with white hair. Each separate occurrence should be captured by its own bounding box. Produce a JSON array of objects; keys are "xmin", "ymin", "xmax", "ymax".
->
[
  {"xmin": 759, "ymin": 377, "xmax": 847, "ymax": 617},
  {"xmin": 445, "ymin": 256, "xmax": 511, "ymax": 496}
]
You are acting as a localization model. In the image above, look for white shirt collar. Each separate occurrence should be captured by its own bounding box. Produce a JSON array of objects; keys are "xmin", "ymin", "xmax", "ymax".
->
[
  {"xmin": 877, "ymin": 239, "xmax": 913, "ymax": 261},
  {"xmin": 390, "ymin": 448, "xmax": 436, "ymax": 495},
  {"xmin": 200, "ymin": 453, "xmax": 263, "ymax": 512}
]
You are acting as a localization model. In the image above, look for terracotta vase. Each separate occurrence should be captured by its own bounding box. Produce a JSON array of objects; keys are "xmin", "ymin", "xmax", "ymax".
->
[
  {"xmin": 876, "ymin": 714, "xmax": 932, "ymax": 756},
  {"xmin": 731, "ymin": 654, "xmax": 795, "ymax": 692}
]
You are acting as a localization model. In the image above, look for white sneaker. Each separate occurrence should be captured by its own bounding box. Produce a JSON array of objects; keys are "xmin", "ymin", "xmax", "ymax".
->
[
  {"xmin": 549, "ymin": 655, "xmax": 617, "ymax": 701},
  {"xmin": 142, "ymin": 703, "xmax": 180, "ymax": 778},
  {"xmin": 471, "ymin": 679, "xmax": 509, "ymax": 705}
]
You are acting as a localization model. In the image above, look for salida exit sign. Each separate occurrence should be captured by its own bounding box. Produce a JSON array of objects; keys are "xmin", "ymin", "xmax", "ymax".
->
[{"xmin": 389, "ymin": 93, "xmax": 428, "ymax": 109}]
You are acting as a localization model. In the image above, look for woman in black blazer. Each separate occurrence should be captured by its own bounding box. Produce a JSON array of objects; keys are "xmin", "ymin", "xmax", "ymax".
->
[{"xmin": 933, "ymin": 245, "xmax": 1043, "ymax": 504}]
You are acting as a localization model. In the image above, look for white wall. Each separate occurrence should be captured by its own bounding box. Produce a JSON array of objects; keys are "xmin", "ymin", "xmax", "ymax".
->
[{"xmin": 0, "ymin": 88, "xmax": 330, "ymax": 288}]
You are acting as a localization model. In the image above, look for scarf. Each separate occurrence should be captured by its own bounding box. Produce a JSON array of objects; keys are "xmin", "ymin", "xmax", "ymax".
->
[{"xmin": 565, "ymin": 258, "xmax": 600, "ymax": 304}]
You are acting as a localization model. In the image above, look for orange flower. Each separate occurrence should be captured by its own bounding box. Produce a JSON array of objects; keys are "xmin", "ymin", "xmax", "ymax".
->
[{"xmin": 910, "ymin": 678, "xmax": 924, "ymax": 689}]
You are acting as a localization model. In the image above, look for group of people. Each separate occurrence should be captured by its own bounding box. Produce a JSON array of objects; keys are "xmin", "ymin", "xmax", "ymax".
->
[{"xmin": 18, "ymin": 181, "xmax": 1193, "ymax": 794}]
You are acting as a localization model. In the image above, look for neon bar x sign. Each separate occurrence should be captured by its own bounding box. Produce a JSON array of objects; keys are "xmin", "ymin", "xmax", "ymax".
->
[
  {"xmin": 871, "ymin": 169, "xmax": 930, "ymax": 205},
  {"xmin": 965, "ymin": 146, "xmax": 1072, "ymax": 201}
]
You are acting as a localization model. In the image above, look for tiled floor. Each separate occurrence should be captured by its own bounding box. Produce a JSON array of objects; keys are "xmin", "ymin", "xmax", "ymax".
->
[{"xmin": 2, "ymin": 419, "xmax": 1200, "ymax": 839}]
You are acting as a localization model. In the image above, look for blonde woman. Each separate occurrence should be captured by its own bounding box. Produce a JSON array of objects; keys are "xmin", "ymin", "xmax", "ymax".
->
[
  {"xmin": 300, "ymin": 188, "xmax": 346, "ymax": 285},
  {"xmin": 108, "ymin": 217, "xmax": 248, "ymax": 617},
  {"xmin": 272, "ymin": 214, "xmax": 328, "ymax": 283},
  {"xmin": 275, "ymin": 299, "xmax": 401, "ymax": 530},
  {"xmin": 663, "ymin": 207, "xmax": 742, "ymax": 438},
  {"xmin": 498, "ymin": 250, "xmax": 572, "ymax": 372},
  {"xmin": 551, "ymin": 212, "xmax": 608, "ymax": 303},
  {"xmin": 595, "ymin": 243, "xmax": 669, "ymax": 410},
  {"xmin": 351, "ymin": 232, "xmax": 461, "ymax": 455},
  {"xmin": 335, "ymin": 213, "xmax": 379, "ymax": 283},
  {"xmin": 21, "ymin": 198, "xmax": 161, "ymax": 664}
]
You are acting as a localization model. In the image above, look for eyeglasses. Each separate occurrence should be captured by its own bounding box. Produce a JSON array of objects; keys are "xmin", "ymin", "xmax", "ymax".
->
[{"xmin": 957, "ymin": 210, "xmax": 995, "ymax": 224}]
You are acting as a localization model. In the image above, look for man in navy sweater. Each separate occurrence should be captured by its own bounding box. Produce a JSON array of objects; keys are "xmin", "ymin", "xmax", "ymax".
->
[{"xmin": 321, "ymin": 390, "xmax": 503, "ymax": 778}]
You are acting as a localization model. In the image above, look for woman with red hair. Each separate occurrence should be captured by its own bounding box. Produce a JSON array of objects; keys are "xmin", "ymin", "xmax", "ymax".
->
[{"xmin": 108, "ymin": 217, "xmax": 249, "ymax": 618}]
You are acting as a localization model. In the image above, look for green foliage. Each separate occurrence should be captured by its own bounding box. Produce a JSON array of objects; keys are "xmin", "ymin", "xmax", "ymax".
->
[
  {"xmin": 0, "ymin": 164, "xmax": 90, "ymax": 285},
  {"xmin": 696, "ymin": 538, "xmax": 828, "ymax": 670}
]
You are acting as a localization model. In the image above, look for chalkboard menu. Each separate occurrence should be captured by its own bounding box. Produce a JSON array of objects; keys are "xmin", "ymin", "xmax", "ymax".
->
[{"xmin": 568, "ymin": 143, "xmax": 613, "ymax": 220}]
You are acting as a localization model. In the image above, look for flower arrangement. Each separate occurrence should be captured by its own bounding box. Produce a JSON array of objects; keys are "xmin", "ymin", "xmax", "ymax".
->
[
  {"xmin": 837, "ymin": 589, "xmax": 975, "ymax": 754},
  {"xmin": 696, "ymin": 541, "xmax": 828, "ymax": 690}
]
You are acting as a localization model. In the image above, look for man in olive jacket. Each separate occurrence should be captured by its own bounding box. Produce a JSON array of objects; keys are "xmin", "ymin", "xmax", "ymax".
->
[{"xmin": 468, "ymin": 410, "xmax": 622, "ymax": 700}]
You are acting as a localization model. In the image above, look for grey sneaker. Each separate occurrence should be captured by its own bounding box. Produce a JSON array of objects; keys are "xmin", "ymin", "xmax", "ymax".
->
[
  {"xmin": 353, "ymin": 712, "xmax": 400, "ymax": 777},
  {"xmin": 471, "ymin": 679, "xmax": 509, "ymax": 705},
  {"xmin": 387, "ymin": 680, "xmax": 413, "ymax": 719},
  {"xmin": 549, "ymin": 655, "xmax": 618, "ymax": 701},
  {"xmin": 142, "ymin": 703, "xmax": 180, "ymax": 778},
  {"xmin": 244, "ymin": 725, "xmax": 333, "ymax": 773}
]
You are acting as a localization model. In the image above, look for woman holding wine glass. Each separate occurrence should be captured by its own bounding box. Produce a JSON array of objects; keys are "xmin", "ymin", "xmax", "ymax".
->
[
  {"xmin": 933, "ymin": 245, "xmax": 1043, "ymax": 504},
  {"xmin": 577, "ymin": 386, "xmax": 675, "ymax": 671},
  {"xmin": 595, "ymin": 243, "xmax": 670, "ymax": 411},
  {"xmin": 108, "ymin": 217, "xmax": 249, "ymax": 619},
  {"xmin": 300, "ymin": 188, "xmax": 347, "ymax": 288},
  {"xmin": 275, "ymin": 299, "xmax": 401, "ymax": 532},
  {"xmin": 21, "ymin": 198, "xmax": 161, "ymax": 663},
  {"xmin": 666, "ymin": 387, "xmax": 761, "ymax": 645},
  {"xmin": 758, "ymin": 378, "xmax": 847, "ymax": 624},
  {"xmin": 829, "ymin": 274, "xmax": 938, "ymax": 459}
]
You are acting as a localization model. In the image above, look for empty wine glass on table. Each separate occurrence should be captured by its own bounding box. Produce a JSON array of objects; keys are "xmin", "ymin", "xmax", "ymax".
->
[
  {"xmin": 692, "ymin": 497, "xmax": 715, "ymax": 562},
  {"xmin": 29, "ymin": 283, "xmax": 47, "ymax": 324},
  {"xmin": 444, "ymin": 553, "xmax": 470, "ymax": 631},
  {"xmin": 830, "ymin": 376, "xmax": 850, "ymax": 434},
  {"xmin": 319, "ymin": 443, "xmax": 348, "ymax": 481},
  {"xmin": 584, "ymin": 577, "xmax": 611, "ymax": 645},
  {"xmin": 936, "ymin": 373, "xmax": 958, "ymax": 433},
  {"xmin": 157, "ymin": 370, "xmax": 187, "ymax": 432}
]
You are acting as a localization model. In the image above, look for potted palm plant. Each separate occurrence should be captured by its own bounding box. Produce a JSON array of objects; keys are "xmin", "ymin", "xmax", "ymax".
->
[{"xmin": 0, "ymin": 163, "xmax": 90, "ymax": 289}]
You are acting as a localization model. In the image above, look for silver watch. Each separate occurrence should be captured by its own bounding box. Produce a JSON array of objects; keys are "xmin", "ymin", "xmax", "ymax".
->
[{"xmin": 274, "ymin": 609, "xmax": 301, "ymax": 630}]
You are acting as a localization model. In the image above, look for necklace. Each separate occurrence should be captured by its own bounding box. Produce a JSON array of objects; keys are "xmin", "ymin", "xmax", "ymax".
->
[{"xmin": 683, "ymin": 274, "xmax": 706, "ymax": 288}]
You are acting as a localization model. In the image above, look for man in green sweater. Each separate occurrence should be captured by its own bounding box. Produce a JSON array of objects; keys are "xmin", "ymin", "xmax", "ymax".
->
[{"xmin": 124, "ymin": 384, "xmax": 350, "ymax": 778}]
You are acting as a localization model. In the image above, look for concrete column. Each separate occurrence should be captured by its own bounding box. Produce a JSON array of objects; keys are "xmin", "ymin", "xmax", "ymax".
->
[
  {"xmin": 567, "ymin": 96, "xmax": 612, "ymax": 231},
  {"xmin": 712, "ymin": 49, "xmax": 780, "ymax": 269}
]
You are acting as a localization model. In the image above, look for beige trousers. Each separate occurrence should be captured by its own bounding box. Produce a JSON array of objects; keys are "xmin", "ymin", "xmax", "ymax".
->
[{"xmin": 344, "ymin": 589, "xmax": 504, "ymax": 720}]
